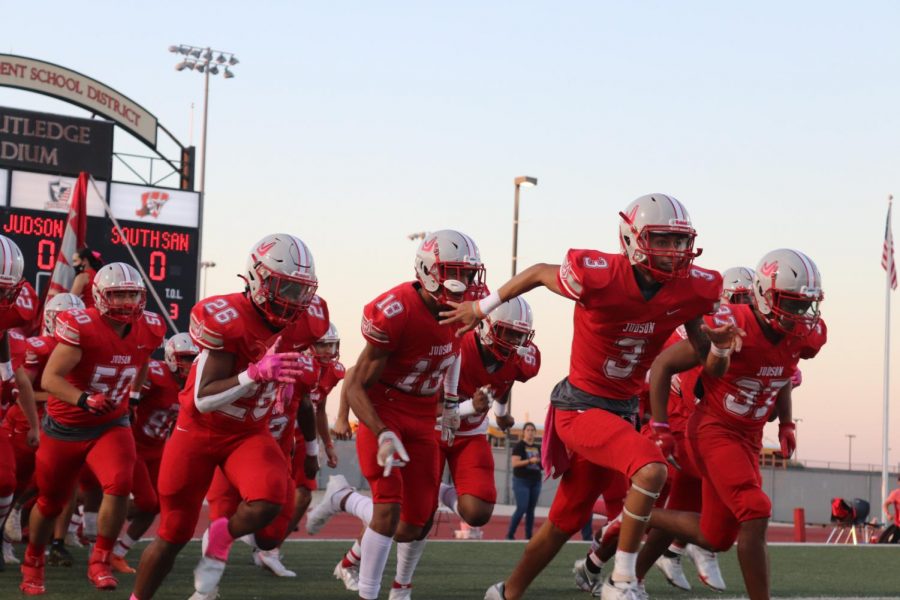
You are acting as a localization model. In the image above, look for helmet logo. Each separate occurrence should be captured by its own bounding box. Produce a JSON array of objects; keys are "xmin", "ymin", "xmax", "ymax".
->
[
  {"xmin": 257, "ymin": 240, "xmax": 277, "ymax": 256},
  {"xmin": 421, "ymin": 237, "xmax": 437, "ymax": 253},
  {"xmin": 759, "ymin": 261, "xmax": 779, "ymax": 277}
]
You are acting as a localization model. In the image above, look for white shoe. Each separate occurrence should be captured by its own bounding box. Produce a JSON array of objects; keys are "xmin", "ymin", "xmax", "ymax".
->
[
  {"xmin": 306, "ymin": 474, "xmax": 351, "ymax": 535},
  {"xmin": 573, "ymin": 557, "xmax": 603, "ymax": 593},
  {"xmin": 685, "ymin": 543, "xmax": 726, "ymax": 591},
  {"xmin": 655, "ymin": 553, "xmax": 691, "ymax": 590},
  {"xmin": 484, "ymin": 582, "xmax": 506, "ymax": 600},
  {"xmin": 254, "ymin": 548, "xmax": 296, "ymax": 577},
  {"xmin": 187, "ymin": 590, "xmax": 219, "ymax": 600},
  {"xmin": 4, "ymin": 506, "xmax": 21, "ymax": 541},
  {"xmin": 64, "ymin": 530, "xmax": 83, "ymax": 548},
  {"xmin": 389, "ymin": 581, "xmax": 413, "ymax": 599},
  {"xmin": 600, "ymin": 578, "xmax": 643, "ymax": 600},
  {"xmin": 333, "ymin": 561, "xmax": 360, "ymax": 591},
  {"xmin": 3, "ymin": 539, "xmax": 20, "ymax": 564},
  {"xmin": 194, "ymin": 529, "xmax": 227, "ymax": 595}
]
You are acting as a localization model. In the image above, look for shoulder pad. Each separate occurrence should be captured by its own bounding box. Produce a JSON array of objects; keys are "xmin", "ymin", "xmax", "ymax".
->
[
  {"xmin": 689, "ymin": 267, "xmax": 724, "ymax": 302},
  {"xmin": 800, "ymin": 318, "xmax": 827, "ymax": 359},
  {"xmin": 15, "ymin": 282, "xmax": 38, "ymax": 320},
  {"xmin": 189, "ymin": 295, "xmax": 246, "ymax": 351},
  {"xmin": 516, "ymin": 342, "xmax": 541, "ymax": 381},
  {"xmin": 332, "ymin": 361, "xmax": 346, "ymax": 379},
  {"xmin": 55, "ymin": 309, "xmax": 94, "ymax": 346},
  {"xmin": 558, "ymin": 249, "xmax": 617, "ymax": 300},
  {"xmin": 361, "ymin": 287, "xmax": 410, "ymax": 349},
  {"xmin": 141, "ymin": 311, "xmax": 168, "ymax": 342}
]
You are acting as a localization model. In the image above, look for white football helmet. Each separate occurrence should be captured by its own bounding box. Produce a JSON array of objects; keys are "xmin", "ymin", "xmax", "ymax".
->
[
  {"xmin": 164, "ymin": 332, "xmax": 199, "ymax": 379},
  {"xmin": 478, "ymin": 297, "xmax": 534, "ymax": 360},
  {"xmin": 43, "ymin": 293, "xmax": 85, "ymax": 336},
  {"xmin": 752, "ymin": 249, "xmax": 823, "ymax": 336},
  {"xmin": 0, "ymin": 235, "xmax": 25, "ymax": 310},
  {"xmin": 92, "ymin": 263, "xmax": 147, "ymax": 322},
  {"xmin": 414, "ymin": 230, "xmax": 485, "ymax": 304},
  {"xmin": 618, "ymin": 194, "xmax": 701, "ymax": 280},
  {"xmin": 312, "ymin": 322, "xmax": 340, "ymax": 364},
  {"xmin": 721, "ymin": 266, "xmax": 755, "ymax": 305},
  {"xmin": 245, "ymin": 234, "xmax": 318, "ymax": 327}
]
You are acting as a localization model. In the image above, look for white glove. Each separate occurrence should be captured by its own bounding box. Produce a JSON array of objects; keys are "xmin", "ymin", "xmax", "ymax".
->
[
  {"xmin": 0, "ymin": 360, "xmax": 13, "ymax": 382},
  {"xmin": 440, "ymin": 395, "xmax": 461, "ymax": 446},
  {"xmin": 377, "ymin": 430, "xmax": 410, "ymax": 476}
]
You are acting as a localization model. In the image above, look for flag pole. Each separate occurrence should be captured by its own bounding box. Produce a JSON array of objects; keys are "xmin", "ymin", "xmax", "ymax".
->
[{"xmin": 883, "ymin": 194, "xmax": 893, "ymax": 523}]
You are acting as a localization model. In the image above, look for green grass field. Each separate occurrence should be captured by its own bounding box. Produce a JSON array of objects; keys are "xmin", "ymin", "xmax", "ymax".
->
[{"xmin": 0, "ymin": 541, "xmax": 896, "ymax": 599}]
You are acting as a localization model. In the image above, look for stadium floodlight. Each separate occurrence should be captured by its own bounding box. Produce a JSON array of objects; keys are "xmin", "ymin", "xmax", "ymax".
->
[
  {"xmin": 223, "ymin": 67, "xmax": 235, "ymax": 79},
  {"xmin": 511, "ymin": 175, "xmax": 538, "ymax": 277},
  {"xmin": 216, "ymin": 53, "xmax": 226, "ymax": 64},
  {"xmin": 202, "ymin": 49, "xmax": 213, "ymax": 60},
  {"xmin": 175, "ymin": 61, "xmax": 187, "ymax": 71},
  {"xmin": 185, "ymin": 61, "xmax": 197, "ymax": 71},
  {"xmin": 189, "ymin": 48, "xmax": 202, "ymax": 58},
  {"xmin": 208, "ymin": 65, "xmax": 219, "ymax": 75},
  {"xmin": 168, "ymin": 45, "xmax": 179, "ymax": 53},
  {"xmin": 228, "ymin": 55, "xmax": 239, "ymax": 66},
  {"xmin": 196, "ymin": 64, "xmax": 206, "ymax": 73}
]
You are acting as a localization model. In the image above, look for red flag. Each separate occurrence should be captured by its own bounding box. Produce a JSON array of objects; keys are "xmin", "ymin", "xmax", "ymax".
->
[{"xmin": 48, "ymin": 172, "xmax": 88, "ymax": 295}]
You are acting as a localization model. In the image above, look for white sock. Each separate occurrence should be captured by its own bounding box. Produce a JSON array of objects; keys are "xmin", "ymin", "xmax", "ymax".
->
[
  {"xmin": 587, "ymin": 551, "xmax": 604, "ymax": 570},
  {"xmin": 341, "ymin": 540, "xmax": 362, "ymax": 567},
  {"xmin": 438, "ymin": 483, "xmax": 458, "ymax": 514},
  {"xmin": 0, "ymin": 494, "xmax": 12, "ymax": 525},
  {"xmin": 358, "ymin": 527, "xmax": 393, "ymax": 600},
  {"xmin": 343, "ymin": 491, "xmax": 374, "ymax": 524},
  {"xmin": 113, "ymin": 533, "xmax": 138, "ymax": 558},
  {"xmin": 612, "ymin": 550, "xmax": 637, "ymax": 582},
  {"xmin": 394, "ymin": 538, "xmax": 427, "ymax": 586},
  {"xmin": 83, "ymin": 511, "xmax": 99, "ymax": 538},
  {"xmin": 68, "ymin": 510, "xmax": 82, "ymax": 533}
]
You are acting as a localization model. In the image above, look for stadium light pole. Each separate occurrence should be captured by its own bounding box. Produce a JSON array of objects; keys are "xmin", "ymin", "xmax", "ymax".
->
[
  {"xmin": 511, "ymin": 176, "xmax": 538, "ymax": 277},
  {"xmin": 846, "ymin": 434, "xmax": 856, "ymax": 470},
  {"xmin": 793, "ymin": 418, "xmax": 803, "ymax": 462},
  {"xmin": 200, "ymin": 261, "xmax": 217, "ymax": 298}
]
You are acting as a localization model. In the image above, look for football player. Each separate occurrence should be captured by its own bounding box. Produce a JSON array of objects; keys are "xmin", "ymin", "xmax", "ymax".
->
[
  {"xmin": 641, "ymin": 249, "xmax": 826, "ymax": 600},
  {"xmin": 2, "ymin": 293, "xmax": 83, "ymax": 565},
  {"xmin": 131, "ymin": 234, "xmax": 328, "ymax": 600},
  {"xmin": 306, "ymin": 230, "xmax": 483, "ymax": 600},
  {"xmin": 442, "ymin": 194, "xmax": 740, "ymax": 600},
  {"xmin": 110, "ymin": 333, "xmax": 199, "ymax": 573},
  {"xmin": 20, "ymin": 263, "xmax": 165, "ymax": 594}
]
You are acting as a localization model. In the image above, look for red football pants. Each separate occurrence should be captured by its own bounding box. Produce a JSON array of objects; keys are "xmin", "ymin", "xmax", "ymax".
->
[
  {"xmin": 156, "ymin": 426, "xmax": 289, "ymax": 545},
  {"xmin": 548, "ymin": 408, "xmax": 664, "ymax": 534},
  {"xmin": 438, "ymin": 431, "xmax": 496, "ymax": 504},
  {"xmin": 34, "ymin": 426, "xmax": 136, "ymax": 519}
]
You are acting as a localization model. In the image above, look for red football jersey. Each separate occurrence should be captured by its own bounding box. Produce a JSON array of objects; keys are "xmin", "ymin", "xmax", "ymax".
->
[
  {"xmin": 361, "ymin": 282, "xmax": 460, "ymax": 405},
  {"xmin": 556, "ymin": 250, "xmax": 721, "ymax": 400},
  {"xmin": 48, "ymin": 308, "xmax": 166, "ymax": 427},
  {"xmin": 308, "ymin": 360, "xmax": 345, "ymax": 411},
  {"xmin": 453, "ymin": 331, "xmax": 540, "ymax": 435},
  {"xmin": 0, "ymin": 330, "xmax": 28, "ymax": 420},
  {"xmin": 3, "ymin": 334, "xmax": 57, "ymax": 432},
  {"xmin": 269, "ymin": 353, "xmax": 318, "ymax": 456},
  {"xmin": 181, "ymin": 292, "xmax": 329, "ymax": 435},
  {"xmin": 132, "ymin": 359, "xmax": 182, "ymax": 458},
  {"xmin": 698, "ymin": 304, "xmax": 827, "ymax": 433},
  {"xmin": 0, "ymin": 282, "xmax": 39, "ymax": 333}
]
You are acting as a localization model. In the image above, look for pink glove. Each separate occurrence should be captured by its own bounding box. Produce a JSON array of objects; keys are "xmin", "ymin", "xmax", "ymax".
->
[
  {"xmin": 779, "ymin": 422, "xmax": 796, "ymax": 458},
  {"xmin": 649, "ymin": 420, "xmax": 680, "ymax": 470},
  {"xmin": 790, "ymin": 369, "xmax": 803, "ymax": 389},
  {"xmin": 274, "ymin": 382, "xmax": 294, "ymax": 415},
  {"xmin": 78, "ymin": 392, "xmax": 116, "ymax": 415},
  {"xmin": 246, "ymin": 337, "xmax": 304, "ymax": 383}
]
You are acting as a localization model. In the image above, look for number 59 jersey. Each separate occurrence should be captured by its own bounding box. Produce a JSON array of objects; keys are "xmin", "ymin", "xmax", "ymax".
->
[
  {"xmin": 182, "ymin": 292, "xmax": 330, "ymax": 435},
  {"xmin": 699, "ymin": 303, "xmax": 827, "ymax": 432},
  {"xmin": 48, "ymin": 308, "xmax": 167, "ymax": 428},
  {"xmin": 557, "ymin": 249, "xmax": 722, "ymax": 400},
  {"xmin": 132, "ymin": 359, "xmax": 182, "ymax": 458},
  {"xmin": 362, "ymin": 282, "xmax": 460, "ymax": 408}
]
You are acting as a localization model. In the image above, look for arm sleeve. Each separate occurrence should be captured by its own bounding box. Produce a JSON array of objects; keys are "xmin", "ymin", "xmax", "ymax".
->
[
  {"xmin": 191, "ymin": 349, "xmax": 257, "ymax": 413},
  {"xmin": 443, "ymin": 353, "xmax": 461, "ymax": 398}
]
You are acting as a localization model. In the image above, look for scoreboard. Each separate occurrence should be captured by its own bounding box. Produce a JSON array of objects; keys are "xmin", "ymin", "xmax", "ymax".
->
[{"xmin": 0, "ymin": 169, "xmax": 199, "ymax": 333}]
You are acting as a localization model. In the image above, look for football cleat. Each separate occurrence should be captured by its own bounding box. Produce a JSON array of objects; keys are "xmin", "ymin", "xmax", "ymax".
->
[
  {"xmin": 573, "ymin": 557, "xmax": 603, "ymax": 594},
  {"xmin": 599, "ymin": 577, "xmax": 644, "ymax": 600},
  {"xmin": 188, "ymin": 590, "xmax": 220, "ymax": 600},
  {"xmin": 19, "ymin": 552, "xmax": 45, "ymax": 595},
  {"xmin": 306, "ymin": 474, "xmax": 352, "ymax": 535},
  {"xmin": 254, "ymin": 548, "xmax": 296, "ymax": 577},
  {"xmin": 389, "ymin": 581, "xmax": 413, "ymax": 599},
  {"xmin": 686, "ymin": 544, "xmax": 726, "ymax": 591},
  {"xmin": 87, "ymin": 549, "xmax": 118, "ymax": 590},
  {"xmin": 655, "ymin": 554, "xmax": 691, "ymax": 590},
  {"xmin": 333, "ymin": 560, "xmax": 360, "ymax": 591},
  {"xmin": 47, "ymin": 543, "xmax": 73, "ymax": 567},
  {"xmin": 3, "ymin": 539, "xmax": 20, "ymax": 565},
  {"xmin": 484, "ymin": 581, "xmax": 507, "ymax": 600},
  {"xmin": 109, "ymin": 553, "xmax": 136, "ymax": 574},
  {"xmin": 4, "ymin": 506, "xmax": 22, "ymax": 541},
  {"xmin": 194, "ymin": 528, "xmax": 227, "ymax": 595}
]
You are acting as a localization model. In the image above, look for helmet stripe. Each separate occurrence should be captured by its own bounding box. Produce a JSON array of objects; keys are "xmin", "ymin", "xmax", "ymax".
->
[
  {"xmin": 790, "ymin": 249, "xmax": 818, "ymax": 288},
  {"xmin": 459, "ymin": 232, "xmax": 476, "ymax": 260},
  {"xmin": 0, "ymin": 237, "xmax": 9, "ymax": 275}
]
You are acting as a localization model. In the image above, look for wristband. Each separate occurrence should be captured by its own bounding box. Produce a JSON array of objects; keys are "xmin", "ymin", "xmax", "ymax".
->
[
  {"xmin": 0, "ymin": 360, "xmax": 13, "ymax": 381},
  {"xmin": 77, "ymin": 392, "xmax": 90, "ymax": 409},
  {"xmin": 477, "ymin": 291, "xmax": 503, "ymax": 318},
  {"xmin": 710, "ymin": 344, "xmax": 732, "ymax": 358},
  {"xmin": 325, "ymin": 440, "xmax": 335, "ymax": 449},
  {"xmin": 458, "ymin": 399, "xmax": 476, "ymax": 417},
  {"xmin": 305, "ymin": 439, "xmax": 320, "ymax": 456},
  {"xmin": 493, "ymin": 401, "xmax": 509, "ymax": 417},
  {"xmin": 237, "ymin": 370, "xmax": 254, "ymax": 386},
  {"xmin": 129, "ymin": 390, "xmax": 141, "ymax": 406},
  {"xmin": 649, "ymin": 420, "xmax": 670, "ymax": 429}
]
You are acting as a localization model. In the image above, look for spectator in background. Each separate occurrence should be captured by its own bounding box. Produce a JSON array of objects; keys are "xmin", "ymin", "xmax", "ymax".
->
[
  {"xmin": 879, "ymin": 475, "xmax": 900, "ymax": 543},
  {"xmin": 69, "ymin": 248, "xmax": 103, "ymax": 308},
  {"xmin": 507, "ymin": 422, "xmax": 542, "ymax": 540}
]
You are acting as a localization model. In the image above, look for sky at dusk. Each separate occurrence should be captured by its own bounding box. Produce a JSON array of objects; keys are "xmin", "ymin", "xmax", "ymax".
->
[{"xmin": 2, "ymin": 1, "xmax": 899, "ymax": 468}]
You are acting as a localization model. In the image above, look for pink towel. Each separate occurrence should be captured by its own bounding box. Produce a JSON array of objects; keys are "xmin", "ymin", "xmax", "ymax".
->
[{"xmin": 541, "ymin": 405, "xmax": 570, "ymax": 479}]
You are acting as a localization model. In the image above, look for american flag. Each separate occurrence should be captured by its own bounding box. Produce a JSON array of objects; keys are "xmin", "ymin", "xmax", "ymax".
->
[{"xmin": 884, "ymin": 199, "xmax": 898, "ymax": 291}]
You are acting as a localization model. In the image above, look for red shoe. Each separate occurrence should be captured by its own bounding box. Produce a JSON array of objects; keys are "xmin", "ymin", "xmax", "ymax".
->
[
  {"xmin": 20, "ymin": 552, "xmax": 46, "ymax": 596},
  {"xmin": 87, "ymin": 549, "xmax": 118, "ymax": 591},
  {"xmin": 110, "ymin": 553, "xmax": 136, "ymax": 574}
]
